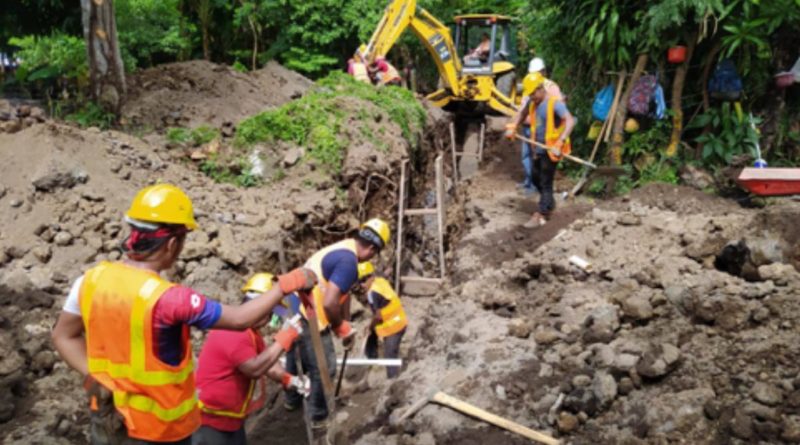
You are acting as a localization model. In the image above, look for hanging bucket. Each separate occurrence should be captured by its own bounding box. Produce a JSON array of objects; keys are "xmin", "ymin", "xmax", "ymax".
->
[
  {"xmin": 668, "ymin": 46, "xmax": 686, "ymax": 64},
  {"xmin": 587, "ymin": 121, "xmax": 603, "ymax": 140}
]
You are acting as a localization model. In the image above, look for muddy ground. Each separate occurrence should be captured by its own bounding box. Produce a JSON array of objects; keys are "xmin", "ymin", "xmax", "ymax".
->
[{"xmin": 2, "ymin": 60, "xmax": 800, "ymax": 445}]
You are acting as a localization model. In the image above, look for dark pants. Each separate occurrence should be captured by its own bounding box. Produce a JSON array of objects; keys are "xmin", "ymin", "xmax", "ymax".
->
[
  {"xmin": 365, "ymin": 328, "xmax": 406, "ymax": 378},
  {"xmin": 284, "ymin": 319, "xmax": 337, "ymax": 421},
  {"xmin": 192, "ymin": 425, "xmax": 246, "ymax": 445},
  {"xmin": 531, "ymin": 152, "xmax": 556, "ymax": 215}
]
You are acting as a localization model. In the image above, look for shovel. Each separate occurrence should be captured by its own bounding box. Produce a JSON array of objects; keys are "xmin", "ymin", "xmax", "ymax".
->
[{"xmin": 515, "ymin": 133, "xmax": 597, "ymax": 168}]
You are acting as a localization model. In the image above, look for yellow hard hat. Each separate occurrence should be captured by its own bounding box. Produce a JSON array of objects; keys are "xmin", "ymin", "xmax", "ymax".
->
[
  {"xmin": 125, "ymin": 184, "xmax": 198, "ymax": 230},
  {"xmin": 522, "ymin": 72, "xmax": 545, "ymax": 97},
  {"xmin": 358, "ymin": 262, "xmax": 375, "ymax": 280},
  {"xmin": 359, "ymin": 218, "xmax": 391, "ymax": 249},
  {"xmin": 358, "ymin": 44, "xmax": 367, "ymax": 56},
  {"xmin": 241, "ymin": 273, "xmax": 275, "ymax": 293}
]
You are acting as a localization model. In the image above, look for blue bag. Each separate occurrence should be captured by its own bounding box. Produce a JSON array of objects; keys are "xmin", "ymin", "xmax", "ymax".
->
[
  {"xmin": 708, "ymin": 59, "xmax": 743, "ymax": 101},
  {"xmin": 652, "ymin": 83, "xmax": 666, "ymax": 120},
  {"xmin": 592, "ymin": 85, "xmax": 615, "ymax": 121}
]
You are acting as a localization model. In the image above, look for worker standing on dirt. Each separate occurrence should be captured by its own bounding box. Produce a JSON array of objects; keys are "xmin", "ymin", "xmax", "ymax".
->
[
  {"xmin": 283, "ymin": 218, "xmax": 391, "ymax": 430},
  {"xmin": 356, "ymin": 262, "xmax": 407, "ymax": 378},
  {"xmin": 194, "ymin": 273, "xmax": 312, "ymax": 445},
  {"xmin": 347, "ymin": 45, "xmax": 371, "ymax": 84},
  {"xmin": 51, "ymin": 184, "xmax": 317, "ymax": 445},
  {"xmin": 505, "ymin": 73, "xmax": 576, "ymax": 227},
  {"xmin": 368, "ymin": 57, "xmax": 402, "ymax": 86}
]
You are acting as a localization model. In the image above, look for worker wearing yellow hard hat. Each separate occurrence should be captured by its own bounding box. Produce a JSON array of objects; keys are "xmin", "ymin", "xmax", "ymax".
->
[
  {"xmin": 348, "ymin": 44, "xmax": 371, "ymax": 83},
  {"xmin": 284, "ymin": 218, "xmax": 391, "ymax": 430},
  {"xmin": 506, "ymin": 66, "xmax": 577, "ymax": 228},
  {"xmin": 195, "ymin": 273, "xmax": 311, "ymax": 444},
  {"xmin": 52, "ymin": 183, "xmax": 317, "ymax": 444},
  {"xmin": 356, "ymin": 262, "xmax": 407, "ymax": 378}
]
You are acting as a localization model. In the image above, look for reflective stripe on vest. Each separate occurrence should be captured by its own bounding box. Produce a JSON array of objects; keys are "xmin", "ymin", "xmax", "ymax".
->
[
  {"xmin": 529, "ymin": 96, "xmax": 572, "ymax": 162},
  {"xmin": 198, "ymin": 330, "xmax": 267, "ymax": 419},
  {"xmin": 370, "ymin": 278, "xmax": 408, "ymax": 338},
  {"xmin": 352, "ymin": 63, "xmax": 370, "ymax": 83},
  {"xmin": 79, "ymin": 262, "xmax": 200, "ymax": 442},
  {"xmin": 300, "ymin": 239, "xmax": 357, "ymax": 331}
]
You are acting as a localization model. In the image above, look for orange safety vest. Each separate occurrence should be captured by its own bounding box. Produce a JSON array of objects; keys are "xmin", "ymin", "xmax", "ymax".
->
[
  {"xmin": 529, "ymin": 96, "xmax": 572, "ymax": 163},
  {"xmin": 380, "ymin": 63, "xmax": 401, "ymax": 85},
  {"xmin": 197, "ymin": 329, "xmax": 266, "ymax": 419},
  {"xmin": 300, "ymin": 239, "xmax": 356, "ymax": 331},
  {"xmin": 369, "ymin": 277, "xmax": 408, "ymax": 338},
  {"xmin": 79, "ymin": 262, "xmax": 200, "ymax": 442},
  {"xmin": 351, "ymin": 62, "xmax": 370, "ymax": 83}
]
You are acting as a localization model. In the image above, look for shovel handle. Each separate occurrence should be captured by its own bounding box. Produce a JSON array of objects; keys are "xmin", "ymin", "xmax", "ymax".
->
[{"xmin": 515, "ymin": 134, "xmax": 597, "ymax": 169}]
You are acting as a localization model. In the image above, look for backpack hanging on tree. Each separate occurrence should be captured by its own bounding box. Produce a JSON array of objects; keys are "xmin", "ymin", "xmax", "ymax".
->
[
  {"xmin": 708, "ymin": 59, "xmax": 743, "ymax": 100},
  {"xmin": 628, "ymin": 75, "xmax": 657, "ymax": 116},
  {"xmin": 592, "ymin": 84, "xmax": 615, "ymax": 121}
]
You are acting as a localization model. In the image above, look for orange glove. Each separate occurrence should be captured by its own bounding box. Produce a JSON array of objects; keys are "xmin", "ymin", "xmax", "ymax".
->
[
  {"xmin": 335, "ymin": 321, "xmax": 356, "ymax": 351},
  {"xmin": 273, "ymin": 314, "xmax": 303, "ymax": 351},
  {"xmin": 504, "ymin": 123, "xmax": 517, "ymax": 140},
  {"xmin": 277, "ymin": 268, "xmax": 317, "ymax": 294},
  {"xmin": 551, "ymin": 140, "xmax": 564, "ymax": 157}
]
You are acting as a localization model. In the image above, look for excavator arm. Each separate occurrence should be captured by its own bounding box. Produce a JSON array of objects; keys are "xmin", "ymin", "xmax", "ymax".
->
[{"xmin": 364, "ymin": 0, "xmax": 462, "ymax": 95}]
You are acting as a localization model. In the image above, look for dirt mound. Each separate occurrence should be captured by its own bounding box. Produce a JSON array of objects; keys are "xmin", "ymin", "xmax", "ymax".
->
[
  {"xmin": 343, "ymin": 136, "xmax": 800, "ymax": 445},
  {"xmin": 123, "ymin": 60, "xmax": 312, "ymax": 130},
  {"xmin": 0, "ymin": 85, "xmax": 438, "ymax": 442}
]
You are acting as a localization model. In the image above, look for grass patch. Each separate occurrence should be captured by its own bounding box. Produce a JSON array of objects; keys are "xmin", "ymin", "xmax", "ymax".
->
[
  {"xmin": 167, "ymin": 125, "xmax": 220, "ymax": 146},
  {"xmin": 235, "ymin": 72, "xmax": 426, "ymax": 172}
]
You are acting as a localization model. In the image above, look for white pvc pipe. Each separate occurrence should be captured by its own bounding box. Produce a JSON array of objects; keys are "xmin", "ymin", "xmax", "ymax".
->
[{"xmin": 337, "ymin": 358, "xmax": 402, "ymax": 367}]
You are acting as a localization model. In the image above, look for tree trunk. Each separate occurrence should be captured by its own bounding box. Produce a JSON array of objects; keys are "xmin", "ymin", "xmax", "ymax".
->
[
  {"xmin": 81, "ymin": 0, "xmax": 126, "ymax": 117},
  {"xmin": 665, "ymin": 33, "xmax": 697, "ymax": 157},
  {"xmin": 249, "ymin": 17, "xmax": 259, "ymax": 70},
  {"xmin": 609, "ymin": 53, "xmax": 649, "ymax": 165},
  {"xmin": 697, "ymin": 39, "xmax": 722, "ymax": 157},
  {"xmin": 198, "ymin": 0, "xmax": 211, "ymax": 61}
]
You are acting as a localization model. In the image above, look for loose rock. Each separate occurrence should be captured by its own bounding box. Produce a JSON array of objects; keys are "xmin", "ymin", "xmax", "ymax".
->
[{"xmin": 636, "ymin": 343, "xmax": 681, "ymax": 378}]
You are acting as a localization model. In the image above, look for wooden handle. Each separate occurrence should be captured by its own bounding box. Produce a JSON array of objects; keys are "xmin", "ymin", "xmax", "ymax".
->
[
  {"xmin": 305, "ymin": 312, "xmax": 335, "ymax": 409},
  {"xmin": 431, "ymin": 392, "xmax": 561, "ymax": 445},
  {"xmin": 514, "ymin": 134, "xmax": 597, "ymax": 169},
  {"xmin": 395, "ymin": 388, "xmax": 439, "ymax": 424}
]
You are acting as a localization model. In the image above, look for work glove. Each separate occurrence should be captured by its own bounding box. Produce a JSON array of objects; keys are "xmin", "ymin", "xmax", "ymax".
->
[
  {"xmin": 551, "ymin": 140, "xmax": 564, "ymax": 158},
  {"xmin": 334, "ymin": 321, "xmax": 356, "ymax": 351},
  {"xmin": 504, "ymin": 123, "xmax": 517, "ymax": 140},
  {"xmin": 273, "ymin": 314, "xmax": 304, "ymax": 352},
  {"xmin": 282, "ymin": 373, "xmax": 311, "ymax": 398},
  {"xmin": 277, "ymin": 268, "xmax": 317, "ymax": 295}
]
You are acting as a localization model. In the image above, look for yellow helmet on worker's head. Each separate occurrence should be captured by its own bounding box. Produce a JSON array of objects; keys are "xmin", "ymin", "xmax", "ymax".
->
[
  {"xmin": 358, "ymin": 44, "xmax": 367, "ymax": 56},
  {"xmin": 522, "ymin": 72, "xmax": 545, "ymax": 97},
  {"xmin": 125, "ymin": 184, "xmax": 198, "ymax": 230},
  {"xmin": 359, "ymin": 218, "xmax": 391, "ymax": 250},
  {"xmin": 358, "ymin": 262, "xmax": 375, "ymax": 280},
  {"xmin": 242, "ymin": 273, "xmax": 275, "ymax": 294}
]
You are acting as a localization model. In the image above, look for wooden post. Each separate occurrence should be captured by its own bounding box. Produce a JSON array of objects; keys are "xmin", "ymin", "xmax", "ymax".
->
[
  {"xmin": 449, "ymin": 122, "xmax": 459, "ymax": 183},
  {"xmin": 394, "ymin": 160, "xmax": 407, "ymax": 295},
  {"xmin": 435, "ymin": 155, "xmax": 446, "ymax": 278},
  {"xmin": 478, "ymin": 122, "xmax": 486, "ymax": 163}
]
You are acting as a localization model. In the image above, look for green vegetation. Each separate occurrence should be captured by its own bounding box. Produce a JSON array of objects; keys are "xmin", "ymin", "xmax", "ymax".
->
[
  {"xmin": 167, "ymin": 125, "xmax": 220, "ymax": 146},
  {"xmin": 65, "ymin": 102, "xmax": 116, "ymax": 130},
  {"xmin": 200, "ymin": 155, "xmax": 261, "ymax": 188},
  {"xmin": 236, "ymin": 72, "xmax": 425, "ymax": 172}
]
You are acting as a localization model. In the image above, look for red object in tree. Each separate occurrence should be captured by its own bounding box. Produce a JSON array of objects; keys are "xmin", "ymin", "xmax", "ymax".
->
[{"xmin": 668, "ymin": 46, "xmax": 687, "ymax": 64}]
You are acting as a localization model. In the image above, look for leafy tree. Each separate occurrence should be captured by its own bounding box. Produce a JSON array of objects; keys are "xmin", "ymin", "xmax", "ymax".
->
[{"xmin": 115, "ymin": 0, "xmax": 192, "ymax": 68}]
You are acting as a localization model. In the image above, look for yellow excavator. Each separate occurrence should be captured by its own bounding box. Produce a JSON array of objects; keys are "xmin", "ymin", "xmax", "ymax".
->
[{"xmin": 361, "ymin": 0, "xmax": 519, "ymax": 117}]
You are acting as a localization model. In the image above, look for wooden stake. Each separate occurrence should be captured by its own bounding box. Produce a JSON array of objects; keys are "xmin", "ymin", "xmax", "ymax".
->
[
  {"xmin": 435, "ymin": 155, "xmax": 446, "ymax": 278},
  {"xmin": 394, "ymin": 160, "xmax": 407, "ymax": 295},
  {"xmin": 449, "ymin": 121, "xmax": 458, "ymax": 183}
]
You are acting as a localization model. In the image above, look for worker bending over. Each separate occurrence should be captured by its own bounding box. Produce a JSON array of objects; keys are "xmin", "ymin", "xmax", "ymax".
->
[
  {"xmin": 357, "ymin": 262, "xmax": 407, "ymax": 378},
  {"xmin": 368, "ymin": 57, "xmax": 402, "ymax": 86},
  {"xmin": 284, "ymin": 218, "xmax": 391, "ymax": 431},
  {"xmin": 194, "ymin": 273, "xmax": 311, "ymax": 445},
  {"xmin": 51, "ymin": 184, "xmax": 316, "ymax": 445},
  {"xmin": 505, "ymin": 73, "xmax": 576, "ymax": 227}
]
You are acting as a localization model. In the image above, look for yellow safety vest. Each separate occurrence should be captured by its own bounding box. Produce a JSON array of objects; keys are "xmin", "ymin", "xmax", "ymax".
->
[
  {"xmin": 352, "ymin": 62, "xmax": 370, "ymax": 83},
  {"xmin": 369, "ymin": 277, "xmax": 408, "ymax": 338},
  {"xmin": 529, "ymin": 96, "xmax": 572, "ymax": 163},
  {"xmin": 300, "ymin": 239, "xmax": 357, "ymax": 331},
  {"xmin": 79, "ymin": 262, "xmax": 199, "ymax": 442}
]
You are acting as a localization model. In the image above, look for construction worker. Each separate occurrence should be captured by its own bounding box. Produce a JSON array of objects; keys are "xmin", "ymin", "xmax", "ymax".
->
[
  {"xmin": 368, "ymin": 57, "xmax": 402, "ymax": 86},
  {"xmin": 194, "ymin": 273, "xmax": 312, "ymax": 445},
  {"xmin": 465, "ymin": 32, "xmax": 491, "ymax": 64},
  {"xmin": 513, "ymin": 58, "xmax": 565, "ymax": 196},
  {"xmin": 357, "ymin": 262, "xmax": 407, "ymax": 378},
  {"xmin": 347, "ymin": 45, "xmax": 371, "ymax": 83},
  {"xmin": 283, "ymin": 218, "xmax": 391, "ymax": 430},
  {"xmin": 505, "ymin": 73, "xmax": 576, "ymax": 228},
  {"xmin": 51, "ymin": 184, "xmax": 316, "ymax": 445}
]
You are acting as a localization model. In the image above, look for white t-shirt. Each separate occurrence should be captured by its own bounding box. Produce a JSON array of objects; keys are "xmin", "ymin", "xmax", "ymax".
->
[{"xmin": 63, "ymin": 276, "xmax": 84, "ymax": 316}]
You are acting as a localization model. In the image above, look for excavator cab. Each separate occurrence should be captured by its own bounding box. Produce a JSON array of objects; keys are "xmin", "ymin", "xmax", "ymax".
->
[{"xmin": 454, "ymin": 15, "xmax": 515, "ymax": 76}]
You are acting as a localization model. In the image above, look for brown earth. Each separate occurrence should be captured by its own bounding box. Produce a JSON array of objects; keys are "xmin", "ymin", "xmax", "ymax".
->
[{"xmin": 123, "ymin": 60, "xmax": 313, "ymax": 130}]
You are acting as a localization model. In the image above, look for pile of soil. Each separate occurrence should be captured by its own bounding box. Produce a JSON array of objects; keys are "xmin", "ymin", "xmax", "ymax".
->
[
  {"xmin": 123, "ymin": 60, "xmax": 313, "ymax": 130},
  {"xmin": 0, "ymin": 80, "xmax": 444, "ymax": 443},
  {"xmin": 341, "ymin": 137, "xmax": 800, "ymax": 445}
]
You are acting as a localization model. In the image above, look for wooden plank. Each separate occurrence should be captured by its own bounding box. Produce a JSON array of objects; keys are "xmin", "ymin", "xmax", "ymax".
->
[
  {"xmin": 449, "ymin": 122, "xmax": 459, "ymax": 183},
  {"xmin": 604, "ymin": 71, "xmax": 627, "ymax": 143},
  {"xmin": 394, "ymin": 160, "xmax": 407, "ymax": 295},
  {"xmin": 400, "ymin": 276, "xmax": 443, "ymax": 284},
  {"xmin": 404, "ymin": 208, "xmax": 437, "ymax": 216},
  {"xmin": 431, "ymin": 392, "xmax": 561, "ymax": 445},
  {"xmin": 478, "ymin": 122, "xmax": 486, "ymax": 163},
  {"xmin": 305, "ymin": 312, "xmax": 335, "ymax": 413},
  {"xmin": 435, "ymin": 155, "xmax": 447, "ymax": 278}
]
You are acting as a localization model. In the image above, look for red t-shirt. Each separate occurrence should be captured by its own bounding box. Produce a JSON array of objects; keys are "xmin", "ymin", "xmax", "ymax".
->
[{"xmin": 196, "ymin": 328, "xmax": 265, "ymax": 431}]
